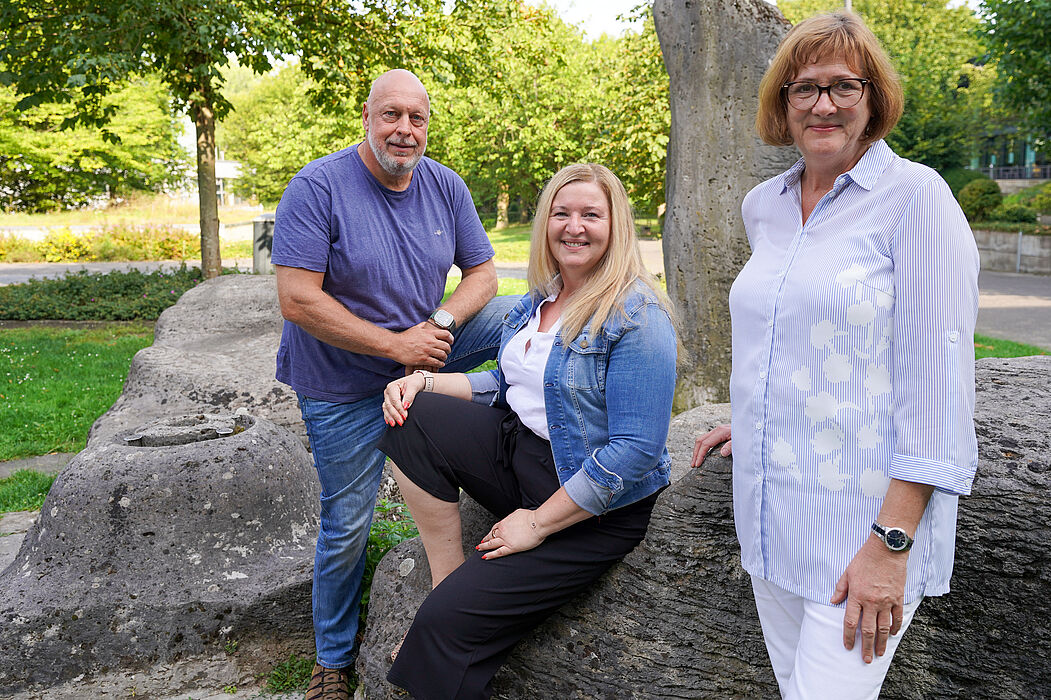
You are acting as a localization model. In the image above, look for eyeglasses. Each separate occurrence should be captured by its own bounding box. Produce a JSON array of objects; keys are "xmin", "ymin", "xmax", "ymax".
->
[{"xmin": 782, "ymin": 79, "xmax": 870, "ymax": 109}]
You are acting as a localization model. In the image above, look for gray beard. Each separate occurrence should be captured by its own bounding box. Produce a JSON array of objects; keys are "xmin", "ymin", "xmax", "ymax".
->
[{"xmin": 368, "ymin": 131, "xmax": 424, "ymax": 177}]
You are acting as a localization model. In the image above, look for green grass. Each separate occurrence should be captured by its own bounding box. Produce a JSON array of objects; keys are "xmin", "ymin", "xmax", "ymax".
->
[
  {"xmin": 974, "ymin": 333, "xmax": 1049, "ymax": 359},
  {"xmin": 0, "ymin": 323, "xmax": 154, "ymax": 460},
  {"xmin": 0, "ymin": 192, "xmax": 262, "ymax": 229},
  {"xmin": 264, "ymin": 653, "xmax": 317, "ymax": 693},
  {"xmin": 487, "ymin": 223, "xmax": 532, "ymax": 264},
  {"xmin": 0, "ymin": 469, "xmax": 57, "ymax": 513}
]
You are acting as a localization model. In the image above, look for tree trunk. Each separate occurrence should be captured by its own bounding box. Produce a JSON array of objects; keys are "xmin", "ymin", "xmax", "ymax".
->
[
  {"xmin": 494, "ymin": 183, "xmax": 510, "ymax": 230},
  {"xmin": 193, "ymin": 101, "xmax": 222, "ymax": 279},
  {"xmin": 654, "ymin": 0, "xmax": 797, "ymax": 410},
  {"xmin": 518, "ymin": 197, "xmax": 529, "ymax": 224}
]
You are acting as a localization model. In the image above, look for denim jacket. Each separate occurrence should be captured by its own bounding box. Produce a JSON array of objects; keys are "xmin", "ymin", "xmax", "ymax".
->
[{"xmin": 466, "ymin": 281, "xmax": 677, "ymax": 515}]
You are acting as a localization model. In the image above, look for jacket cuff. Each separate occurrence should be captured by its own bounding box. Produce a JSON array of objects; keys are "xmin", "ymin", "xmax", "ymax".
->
[
  {"xmin": 563, "ymin": 470, "xmax": 611, "ymax": 516},
  {"xmin": 466, "ymin": 369, "xmax": 499, "ymax": 406},
  {"xmin": 889, "ymin": 452, "xmax": 975, "ymax": 496}
]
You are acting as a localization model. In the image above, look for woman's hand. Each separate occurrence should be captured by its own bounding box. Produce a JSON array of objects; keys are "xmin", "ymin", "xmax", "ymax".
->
[
  {"xmin": 381, "ymin": 373, "xmax": 426, "ymax": 427},
  {"xmin": 476, "ymin": 509, "xmax": 545, "ymax": 560},
  {"xmin": 692, "ymin": 424, "xmax": 732, "ymax": 467},
  {"xmin": 830, "ymin": 537, "xmax": 908, "ymax": 664}
]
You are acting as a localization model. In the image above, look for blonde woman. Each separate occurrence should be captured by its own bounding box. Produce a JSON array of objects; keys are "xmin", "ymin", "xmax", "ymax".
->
[{"xmin": 377, "ymin": 163, "xmax": 677, "ymax": 699}]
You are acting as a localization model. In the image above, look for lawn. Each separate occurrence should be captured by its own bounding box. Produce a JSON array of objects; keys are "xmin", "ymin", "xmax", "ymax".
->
[
  {"xmin": 0, "ymin": 192, "xmax": 262, "ymax": 229},
  {"xmin": 488, "ymin": 224, "xmax": 532, "ymax": 264},
  {"xmin": 0, "ymin": 323, "xmax": 154, "ymax": 461},
  {"xmin": 973, "ymin": 333, "xmax": 1049, "ymax": 359}
]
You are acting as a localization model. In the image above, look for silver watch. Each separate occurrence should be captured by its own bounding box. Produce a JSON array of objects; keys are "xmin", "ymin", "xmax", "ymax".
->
[
  {"xmin": 871, "ymin": 522, "xmax": 914, "ymax": 552},
  {"xmin": 428, "ymin": 308, "xmax": 456, "ymax": 333}
]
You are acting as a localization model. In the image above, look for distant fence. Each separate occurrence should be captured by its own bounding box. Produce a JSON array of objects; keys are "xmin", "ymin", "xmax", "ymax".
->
[{"xmin": 982, "ymin": 165, "xmax": 1051, "ymax": 180}]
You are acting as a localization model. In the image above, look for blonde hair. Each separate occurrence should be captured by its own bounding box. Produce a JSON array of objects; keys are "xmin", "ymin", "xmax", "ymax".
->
[
  {"xmin": 755, "ymin": 10, "xmax": 904, "ymax": 147},
  {"xmin": 528, "ymin": 163, "xmax": 675, "ymax": 342}
]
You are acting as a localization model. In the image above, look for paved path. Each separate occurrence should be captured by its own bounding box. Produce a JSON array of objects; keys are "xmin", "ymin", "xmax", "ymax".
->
[{"xmin": 2, "ymin": 244, "xmax": 1048, "ymax": 349}]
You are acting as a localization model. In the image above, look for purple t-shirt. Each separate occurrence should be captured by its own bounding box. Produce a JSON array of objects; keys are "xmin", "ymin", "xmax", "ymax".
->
[{"xmin": 271, "ymin": 145, "xmax": 494, "ymax": 402}]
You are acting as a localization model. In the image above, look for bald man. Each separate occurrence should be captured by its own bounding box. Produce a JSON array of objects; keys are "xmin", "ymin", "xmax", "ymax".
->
[{"xmin": 272, "ymin": 69, "xmax": 514, "ymax": 698}]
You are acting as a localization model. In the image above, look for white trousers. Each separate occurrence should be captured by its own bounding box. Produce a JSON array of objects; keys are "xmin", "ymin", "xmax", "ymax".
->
[{"xmin": 751, "ymin": 576, "xmax": 922, "ymax": 700}]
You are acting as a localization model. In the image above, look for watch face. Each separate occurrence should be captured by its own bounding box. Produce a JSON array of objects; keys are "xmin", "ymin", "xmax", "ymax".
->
[
  {"xmin": 432, "ymin": 309, "xmax": 454, "ymax": 328},
  {"xmin": 885, "ymin": 528, "xmax": 909, "ymax": 551}
]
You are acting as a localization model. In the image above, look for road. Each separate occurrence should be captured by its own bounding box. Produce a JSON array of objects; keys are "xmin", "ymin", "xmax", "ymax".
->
[{"xmin": 1, "ymin": 241, "xmax": 1048, "ymax": 349}]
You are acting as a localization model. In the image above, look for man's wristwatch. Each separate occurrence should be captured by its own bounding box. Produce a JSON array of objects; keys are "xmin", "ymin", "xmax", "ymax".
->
[
  {"xmin": 871, "ymin": 522, "xmax": 914, "ymax": 552},
  {"xmin": 428, "ymin": 308, "xmax": 456, "ymax": 334}
]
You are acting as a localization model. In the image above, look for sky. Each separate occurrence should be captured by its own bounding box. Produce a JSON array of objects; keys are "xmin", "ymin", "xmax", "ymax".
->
[{"xmin": 543, "ymin": 0, "xmax": 646, "ymax": 39}]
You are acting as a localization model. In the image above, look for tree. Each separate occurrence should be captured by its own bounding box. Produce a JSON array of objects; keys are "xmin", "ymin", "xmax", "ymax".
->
[
  {"xmin": 223, "ymin": 65, "xmax": 356, "ymax": 206},
  {"xmin": 980, "ymin": 0, "xmax": 1051, "ymax": 149},
  {"xmin": 779, "ymin": 0, "xmax": 990, "ymax": 171},
  {"xmin": 0, "ymin": 77, "xmax": 186, "ymax": 211},
  {"xmin": 587, "ymin": 10, "xmax": 670, "ymax": 215},
  {"xmin": 0, "ymin": 0, "xmax": 513, "ymax": 277}
]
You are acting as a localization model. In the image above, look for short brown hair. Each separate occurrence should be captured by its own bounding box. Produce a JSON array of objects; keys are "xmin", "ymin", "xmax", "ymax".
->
[{"xmin": 755, "ymin": 11, "xmax": 904, "ymax": 147}]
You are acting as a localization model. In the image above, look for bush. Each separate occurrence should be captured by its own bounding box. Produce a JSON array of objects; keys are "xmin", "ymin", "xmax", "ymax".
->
[
  {"xmin": 38, "ymin": 228, "xmax": 94, "ymax": 262},
  {"xmin": 0, "ymin": 224, "xmax": 202, "ymax": 263},
  {"xmin": 959, "ymin": 178, "xmax": 1003, "ymax": 222},
  {"xmin": 0, "ymin": 233, "xmax": 38, "ymax": 262},
  {"xmin": 988, "ymin": 203, "xmax": 1038, "ymax": 224},
  {"xmin": 941, "ymin": 168, "xmax": 988, "ymax": 198},
  {"xmin": 0, "ymin": 265, "xmax": 206, "ymax": 320}
]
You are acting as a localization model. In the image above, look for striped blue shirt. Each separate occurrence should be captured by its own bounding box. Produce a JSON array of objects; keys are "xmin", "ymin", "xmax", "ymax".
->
[{"xmin": 729, "ymin": 140, "xmax": 979, "ymax": 606}]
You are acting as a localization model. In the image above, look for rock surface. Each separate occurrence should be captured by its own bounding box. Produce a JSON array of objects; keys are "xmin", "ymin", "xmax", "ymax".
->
[
  {"xmin": 358, "ymin": 356, "xmax": 1051, "ymax": 699},
  {"xmin": 0, "ymin": 413, "xmax": 319, "ymax": 694},
  {"xmin": 654, "ymin": 0, "xmax": 798, "ymax": 409},
  {"xmin": 87, "ymin": 275, "xmax": 304, "ymax": 446}
]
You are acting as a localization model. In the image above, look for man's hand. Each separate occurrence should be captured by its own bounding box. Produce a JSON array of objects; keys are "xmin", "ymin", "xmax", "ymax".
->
[
  {"xmin": 389, "ymin": 321, "xmax": 453, "ymax": 370},
  {"xmin": 831, "ymin": 536, "xmax": 907, "ymax": 664}
]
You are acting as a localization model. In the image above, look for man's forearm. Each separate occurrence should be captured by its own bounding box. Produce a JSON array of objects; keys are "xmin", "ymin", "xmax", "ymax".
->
[{"xmin": 439, "ymin": 259, "xmax": 498, "ymax": 327}]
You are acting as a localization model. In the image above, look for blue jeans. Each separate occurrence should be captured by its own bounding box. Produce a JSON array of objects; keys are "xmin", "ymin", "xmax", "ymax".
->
[{"xmin": 298, "ymin": 295, "xmax": 519, "ymax": 669}]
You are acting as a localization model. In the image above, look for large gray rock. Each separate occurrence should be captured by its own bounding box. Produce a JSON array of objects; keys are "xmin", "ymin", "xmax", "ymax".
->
[
  {"xmin": 0, "ymin": 413, "xmax": 319, "ymax": 694},
  {"xmin": 655, "ymin": 0, "xmax": 797, "ymax": 409},
  {"xmin": 357, "ymin": 355, "xmax": 1051, "ymax": 698},
  {"xmin": 87, "ymin": 275, "xmax": 303, "ymax": 446}
]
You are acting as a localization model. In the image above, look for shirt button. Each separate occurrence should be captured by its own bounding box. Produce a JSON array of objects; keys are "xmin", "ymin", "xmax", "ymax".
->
[
  {"xmin": 754, "ymin": 421, "xmax": 762, "ymax": 431},
  {"xmin": 545, "ymin": 382, "xmax": 554, "ymax": 387},
  {"xmin": 767, "ymin": 320, "xmax": 774, "ymax": 328},
  {"xmin": 948, "ymin": 331, "xmax": 959, "ymax": 343},
  {"xmin": 759, "ymin": 370, "xmax": 767, "ymax": 379}
]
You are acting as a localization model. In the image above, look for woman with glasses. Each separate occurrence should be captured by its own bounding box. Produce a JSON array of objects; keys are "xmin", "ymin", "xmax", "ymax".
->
[{"xmin": 692, "ymin": 11, "xmax": 978, "ymax": 699}]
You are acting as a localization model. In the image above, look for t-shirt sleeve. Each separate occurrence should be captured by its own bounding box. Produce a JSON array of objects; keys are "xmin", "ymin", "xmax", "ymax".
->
[
  {"xmin": 449, "ymin": 173, "xmax": 494, "ymax": 271},
  {"xmin": 271, "ymin": 175, "xmax": 332, "ymax": 273}
]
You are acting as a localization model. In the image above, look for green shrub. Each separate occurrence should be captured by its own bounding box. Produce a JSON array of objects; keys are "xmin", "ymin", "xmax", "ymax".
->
[
  {"xmin": 89, "ymin": 223, "xmax": 200, "ymax": 261},
  {"xmin": 941, "ymin": 168, "xmax": 988, "ymax": 198},
  {"xmin": 0, "ymin": 265, "xmax": 206, "ymax": 320},
  {"xmin": 959, "ymin": 178, "xmax": 1003, "ymax": 222},
  {"xmin": 38, "ymin": 228, "xmax": 94, "ymax": 262},
  {"xmin": 1003, "ymin": 181, "xmax": 1051, "ymax": 214},
  {"xmin": 988, "ymin": 203, "xmax": 1037, "ymax": 224},
  {"xmin": 0, "ymin": 233, "xmax": 38, "ymax": 262}
]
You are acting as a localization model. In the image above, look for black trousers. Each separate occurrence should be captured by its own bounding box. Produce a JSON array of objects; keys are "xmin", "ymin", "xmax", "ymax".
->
[{"xmin": 377, "ymin": 392, "xmax": 657, "ymax": 700}]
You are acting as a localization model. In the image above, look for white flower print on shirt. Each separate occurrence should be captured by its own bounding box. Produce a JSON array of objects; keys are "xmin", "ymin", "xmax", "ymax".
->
[
  {"xmin": 812, "ymin": 425, "xmax": 844, "ymax": 455},
  {"xmin": 791, "ymin": 367, "xmax": 812, "ymax": 391},
  {"xmin": 860, "ymin": 467, "xmax": 891, "ymax": 498},
  {"xmin": 772, "ymin": 438, "xmax": 803, "ymax": 484},
  {"xmin": 818, "ymin": 456, "xmax": 851, "ymax": 491},
  {"xmin": 823, "ymin": 352, "xmax": 852, "ymax": 383}
]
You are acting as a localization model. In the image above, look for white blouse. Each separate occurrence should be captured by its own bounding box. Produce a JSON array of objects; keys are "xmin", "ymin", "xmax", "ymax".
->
[{"xmin": 503, "ymin": 294, "xmax": 561, "ymax": 440}]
